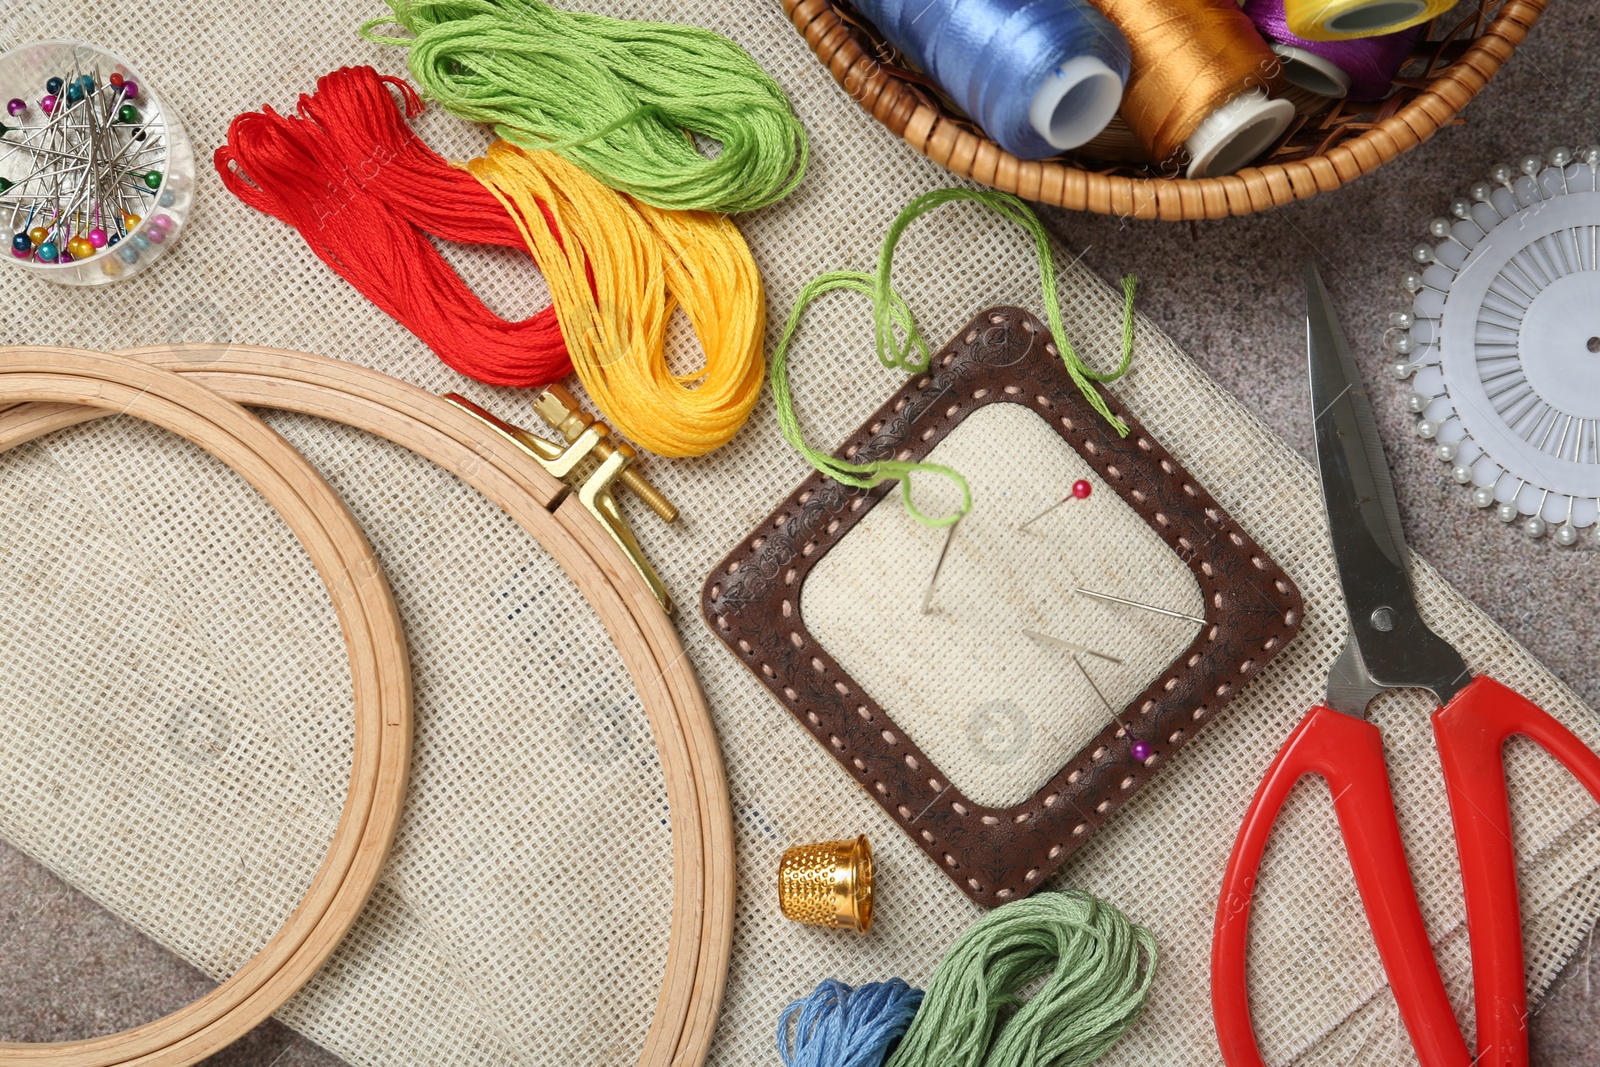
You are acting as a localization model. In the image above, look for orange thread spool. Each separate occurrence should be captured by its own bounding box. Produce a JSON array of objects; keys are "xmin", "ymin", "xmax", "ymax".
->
[{"xmin": 1086, "ymin": 0, "xmax": 1292, "ymax": 176}]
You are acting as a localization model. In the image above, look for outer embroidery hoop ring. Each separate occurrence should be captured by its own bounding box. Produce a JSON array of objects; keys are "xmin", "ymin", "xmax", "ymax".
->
[
  {"xmin": 0, "ymin": 344, "xmax": 735, "ymax": 1067},
  {"xmin": 0, "ymin": 346, "xmax": 414, "ymax": 1067}
]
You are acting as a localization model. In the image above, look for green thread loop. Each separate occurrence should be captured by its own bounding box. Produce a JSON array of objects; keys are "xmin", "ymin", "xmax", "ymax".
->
[
  {"xmin": 361, "ymin": 0, "xmax": 809, "ymax": 214},
  {"xmin": 771, "ymin": 189, "xmax": 1139, "ymax": 528},
  {"xmin": 886, "ymin": 890, "xmax": 1158, "ymax": 1067},
  {"xmin": 772, "ymin": 271, "xmax": 972, "ymax": 528}
]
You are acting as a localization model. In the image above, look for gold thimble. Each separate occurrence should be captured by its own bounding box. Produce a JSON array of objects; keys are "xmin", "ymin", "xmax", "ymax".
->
[{"xmin": 778, "ymin": 835, "xmax": 874, "ymax": 932}]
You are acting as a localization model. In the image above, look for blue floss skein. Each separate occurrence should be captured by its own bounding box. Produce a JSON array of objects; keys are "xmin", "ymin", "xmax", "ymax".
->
[
  {"xmin": 856, "ymin": 0, "xmax": 1130, "ymax": 160},
  {"xmin": 778, "ymin": 978, "xmax": 926, "ymax": 1067}
]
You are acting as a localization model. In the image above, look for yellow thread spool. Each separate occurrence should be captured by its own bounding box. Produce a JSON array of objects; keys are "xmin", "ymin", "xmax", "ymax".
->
[{"xmin": 1282, "ymin": 0, "xmax": 1452, "ymax": 41}]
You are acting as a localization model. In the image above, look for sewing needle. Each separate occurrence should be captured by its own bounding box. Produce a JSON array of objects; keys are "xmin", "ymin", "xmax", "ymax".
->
[
  {"xmin": 1076, "ymin": 586, "xmax": 1206, "ymax": 624},
  {"xmin": 1022, "ymin": 629, "xmax": 1124, "ymax": 665},
  {"xmin": 1030, "ymin": 626, "xmax": 1151, "ymax": 762},
  {"xmin": 1068, "ymin": 653, "xmax": 1145, "ymax": 758},
  {"xmin": 920, "ymin": 517, "xmax": 961, "ymax": 615},
  {"xmin": 1072, "ymin": 655, "xmax": 1122, "ymax": 719}
]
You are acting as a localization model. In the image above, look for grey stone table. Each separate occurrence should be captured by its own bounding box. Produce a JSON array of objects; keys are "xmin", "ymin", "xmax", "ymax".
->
[{"xmin": 2, "ymin": 1, "xmax": 1597, "ymax": 1063}]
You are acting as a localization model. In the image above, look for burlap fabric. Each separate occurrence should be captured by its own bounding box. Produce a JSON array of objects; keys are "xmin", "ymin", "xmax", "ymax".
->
[{"xmin": 0, "ymin": 2, "xmax": 1597, "ymax": 1066}]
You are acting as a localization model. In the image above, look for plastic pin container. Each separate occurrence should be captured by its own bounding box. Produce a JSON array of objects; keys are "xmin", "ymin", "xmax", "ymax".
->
[{"xmin": 0, "ymin": 40, "xmax": 194, "ymax": 286}]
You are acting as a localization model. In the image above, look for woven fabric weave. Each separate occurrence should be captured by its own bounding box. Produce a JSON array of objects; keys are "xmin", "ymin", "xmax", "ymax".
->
[
  {"xmin": 805, "ymin": 403, "xmax": 1206, "ymax": 809},
  {"xmin": 0, "ymin": 2, "xmax": 1597, "ymax": 1066}
]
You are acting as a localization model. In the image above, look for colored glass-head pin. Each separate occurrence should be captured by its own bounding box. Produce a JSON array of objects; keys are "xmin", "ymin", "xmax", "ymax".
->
[{"xmin": 1020, "ymin": 479, "xmax": 1092, "ymax": 531}]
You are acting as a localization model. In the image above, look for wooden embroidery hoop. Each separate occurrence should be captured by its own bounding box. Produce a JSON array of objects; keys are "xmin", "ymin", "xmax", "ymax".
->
[
  {"xmin": 0, "ymin": 345, "xmax": 735, "ymax": 1067},
  {"xmin": 0, "ymin": 347, "xmax": 414, "ymax": 1067}
]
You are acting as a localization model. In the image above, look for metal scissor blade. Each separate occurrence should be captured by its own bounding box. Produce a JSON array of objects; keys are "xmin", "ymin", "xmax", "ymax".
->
[
  {"xmin": 1305, "ymin": 263, "xmax": 1469, "ymax": 702},
  {"xmin": 1306, "ymin": 262, "xmax": 1410, "ymax": 580}
]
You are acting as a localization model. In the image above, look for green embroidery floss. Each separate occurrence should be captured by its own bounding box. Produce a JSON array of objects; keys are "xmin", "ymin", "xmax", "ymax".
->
[
  {"xmin": 360, "ymin": 0, "xmax": 809, "ymax": 214},
  {"xmin": 771, "ymin": 188, "xmax": 1138, "ymax": 528},
  {"xmin": 773, "ymin": 270, "xmax": 975, "ymax": 529},
  {"xmin": 887, "ymin": 891, "xmax": 1157, "ymax": 1067}
]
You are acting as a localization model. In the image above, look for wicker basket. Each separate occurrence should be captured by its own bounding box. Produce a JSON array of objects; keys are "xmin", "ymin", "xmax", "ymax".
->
[{"xmin": 785, "ymin": 0, "xmax": 1548, "ymax": 220}]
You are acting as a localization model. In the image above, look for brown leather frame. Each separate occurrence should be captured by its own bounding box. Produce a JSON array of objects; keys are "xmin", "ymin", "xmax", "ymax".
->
[{"xmin": 704, "ymin": 307, "xmax": 1303, "ymax": 906}]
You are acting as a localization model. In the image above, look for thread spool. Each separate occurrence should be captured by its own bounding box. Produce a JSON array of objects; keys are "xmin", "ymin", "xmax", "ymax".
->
[
  {"xmin": 855, "ymin": 0, "xmax": 1130, "ymax": 159},
  {"xmin": 1244, "ymin": 0, "xmax": 1422, "ymax": 100},
  {"xmin": 1086, "ymin": 0, "xmax": 1293, "ymax": 177},
  {"xmin": 1280, "ymin": 0, "xmax": 1449, "ymax": 41}
]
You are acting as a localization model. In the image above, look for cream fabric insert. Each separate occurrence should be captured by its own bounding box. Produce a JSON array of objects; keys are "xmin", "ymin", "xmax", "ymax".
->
[{"xmin": 804, "ymin": 402, "xmax": 1202, "ymax": 808}]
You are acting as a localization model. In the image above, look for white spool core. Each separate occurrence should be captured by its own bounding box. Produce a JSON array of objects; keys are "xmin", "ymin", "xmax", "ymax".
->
[
  {"xmin": 1183, "ymin": 88, "xmax": 1295, "ymax": 179},
  {"xmin": 1323, "ymin": 0, "xmax": 1427, "ymax": 35},
  {"xmin": 1269, "ymin": 44, "xmax": 1352, "ymax": 98},
  {"xmin": 1027, "ymin": 55, "xmax": 1124, "ymax": 151}
]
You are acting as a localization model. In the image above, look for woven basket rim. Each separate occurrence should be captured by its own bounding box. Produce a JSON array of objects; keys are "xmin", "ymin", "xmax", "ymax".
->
[{"xmin": 786, "ymin": 0, "xmax": 1549, "ymax": 220}]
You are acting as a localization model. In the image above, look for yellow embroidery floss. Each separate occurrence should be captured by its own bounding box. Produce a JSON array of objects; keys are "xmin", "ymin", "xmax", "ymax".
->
[{"xmin": 470, "ymin": 143, "xmax": 765, "ymax": 458}]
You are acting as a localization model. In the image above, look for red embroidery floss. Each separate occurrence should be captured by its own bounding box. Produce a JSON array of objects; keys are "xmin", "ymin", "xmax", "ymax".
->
[{"xmin": 216, "ymin": 67, "xmax": 573, "ymax": 387}]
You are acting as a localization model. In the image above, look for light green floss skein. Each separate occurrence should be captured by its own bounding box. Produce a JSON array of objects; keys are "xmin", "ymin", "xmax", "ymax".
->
[
  {"xmin": 887, "ymin": 891, "xmax": 1157, "ymax": 1067},
  {"xmin": 771, "ymin": 188, "xmax": 1138, "ymax": 528},
  {"xmin": 360, "ymin": 0, "xmax": 809, "ymax": 214}
]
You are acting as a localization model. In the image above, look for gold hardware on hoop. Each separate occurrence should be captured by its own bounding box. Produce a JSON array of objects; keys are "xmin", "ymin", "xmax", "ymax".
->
[{"xmin": 445, "ymin": 386, "xmax": 676, "ymax": 613}]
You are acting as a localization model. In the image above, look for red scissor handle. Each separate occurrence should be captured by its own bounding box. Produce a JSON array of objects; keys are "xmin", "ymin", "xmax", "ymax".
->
[
  {"xmin": 1212, "ymin": 705, "xmax": 1472, "ymax": 1067},
  {"xmin": 1432, "ymin": 675, "xmax": 1600, "ymax": 1067}
]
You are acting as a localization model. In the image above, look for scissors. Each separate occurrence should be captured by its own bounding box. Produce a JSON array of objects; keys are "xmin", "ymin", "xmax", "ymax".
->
[{"xmin": 1211, "ymin": 264, "xmax": 1600, "ymax": 1067}]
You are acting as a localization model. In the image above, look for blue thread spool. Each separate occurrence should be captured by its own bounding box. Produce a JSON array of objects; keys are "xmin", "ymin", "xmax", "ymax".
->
[{"xmin": 856, "ymin": 0, "xmax": 1130, "ymax": 160}]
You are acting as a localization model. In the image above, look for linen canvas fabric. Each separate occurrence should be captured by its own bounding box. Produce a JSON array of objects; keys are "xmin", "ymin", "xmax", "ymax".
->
[
  {"xmin": 0, "ymin": 2, "xmax": 1597, "ymax": 1066},
  {"xmin": 804, "ymin": 402, "xmax": 1208, "ymax": 810}
]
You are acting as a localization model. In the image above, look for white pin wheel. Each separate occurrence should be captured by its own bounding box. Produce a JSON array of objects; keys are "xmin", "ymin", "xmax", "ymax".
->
[{"xmin": 1395, "ymin": 145, "xmax": 1600, "ymax": 546}]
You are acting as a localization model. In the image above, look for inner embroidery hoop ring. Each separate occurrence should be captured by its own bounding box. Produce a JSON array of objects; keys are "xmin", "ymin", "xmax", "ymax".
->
[
  {"xmin": 0, "ymin": 344, "xmax": 734, "ymax": 1067},
  {"xmin": 0, "ymin": 346, "xmax": 414, "ymax": 1067}
]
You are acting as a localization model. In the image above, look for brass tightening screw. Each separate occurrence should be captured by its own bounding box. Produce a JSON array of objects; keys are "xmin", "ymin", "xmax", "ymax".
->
[{"xmin": 533, "ymin": 386, "xmax": 679, "ymax": 523}]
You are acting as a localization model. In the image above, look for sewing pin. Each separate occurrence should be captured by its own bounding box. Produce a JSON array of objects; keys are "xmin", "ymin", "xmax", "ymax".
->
[
  {"xmin": 920, "ymin": 517, "xmax": 961, "ymax": 616},
  {"xmin": 1069, "ymin": 654, "xmax": 1150, "ymax": 764},
  {"xmin": 1022, "ymin": 629, "xmax": 1123, "ymax": 665},
  {"xmin": 1019, "ymin": 479, "xmax": 1092, "ymax": 531},
  {"xmin": 1076, "ymin": 587, "xmax": 1205, "ymax": 625}
]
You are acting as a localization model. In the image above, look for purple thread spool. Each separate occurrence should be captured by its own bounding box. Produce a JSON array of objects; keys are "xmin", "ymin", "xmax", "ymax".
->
[{"xmin": 1243, "ymin": 0, "xmax": 1424, "ymax": 101}]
